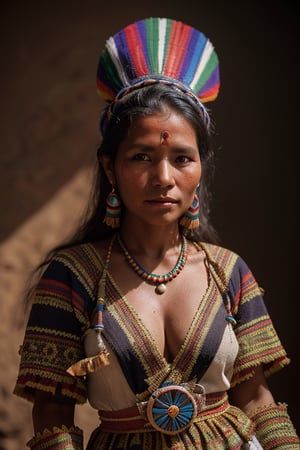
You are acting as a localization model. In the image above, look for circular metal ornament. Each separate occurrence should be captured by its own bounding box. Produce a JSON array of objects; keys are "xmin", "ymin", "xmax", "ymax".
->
[
  {"xmin": 147, "ymin": 384, "xmax": 197, "ymax": 435},
  {"xmin": 155, "ymin": 283, "xmax": 167, "ymax": 295}
]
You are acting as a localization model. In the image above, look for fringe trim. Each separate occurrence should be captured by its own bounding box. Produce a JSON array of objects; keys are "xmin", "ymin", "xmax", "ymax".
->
[
  {"xmin": 103, "ymin": 216, "xmax": 120, "ymax": 228},
  {"xmin": 13, "ymin": 380, "xmax": 86, "ymax": 404},
  {"xmin": 231, "ymin": 356, "xmax": 290, "ymax": 388},
  {"xmin": 179, "ymin": 216, "xmax": 200, "ymax": 229}
]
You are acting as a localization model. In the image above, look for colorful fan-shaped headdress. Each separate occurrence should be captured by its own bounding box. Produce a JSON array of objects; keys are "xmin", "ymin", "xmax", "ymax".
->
[{"xmin": 97, "ymin": 17, "xmax": 220, "ymax": 134}]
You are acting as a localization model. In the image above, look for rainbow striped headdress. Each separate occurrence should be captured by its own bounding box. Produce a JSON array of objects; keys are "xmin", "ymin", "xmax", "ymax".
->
[{"xmin": 97, "ymin": 17, "xmax": 220, "ymax": 134}]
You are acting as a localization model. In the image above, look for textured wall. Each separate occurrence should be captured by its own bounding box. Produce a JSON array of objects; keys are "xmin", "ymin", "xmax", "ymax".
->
[{"xmin": 0, "ymin": 1, "xmax": 298, "ymax": 448}]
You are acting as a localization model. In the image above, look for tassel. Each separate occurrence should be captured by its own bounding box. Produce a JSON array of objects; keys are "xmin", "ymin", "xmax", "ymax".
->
[
  {"xmin": 67, "ymin": 351, "xmax": 110, "ymax": 376},
  {"xmin": 67, "ymin": 236, "xmax": 117, "ymax": 377}
]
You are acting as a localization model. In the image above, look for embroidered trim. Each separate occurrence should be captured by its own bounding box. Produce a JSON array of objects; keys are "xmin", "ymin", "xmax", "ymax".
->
[
  {"xmin": 249, "ymin": 403, "xmax": 300, "ymax": 449},
  {"xmin": 27, "ymin": 425, "xmax": 83, "ymax": 450}
]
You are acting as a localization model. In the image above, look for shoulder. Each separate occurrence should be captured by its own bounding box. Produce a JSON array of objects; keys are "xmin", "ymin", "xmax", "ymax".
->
[
  {"xmin": 199, "ymin": 242, "xmax": 255, "ymax": 286},
  {"xmin": 41, "ymin": 243, "xmax": 104, "ymax": 293},
  {"xmin": 200, "ymin": 242, "xmax": 263, "ymax": 306},
  {"xmin": 52, "ymin": 243, "xmax": 102, "ymax": 271},
  {"xmin": 199, "ymin": 242, "xmax": 241, "ymax": 267}
]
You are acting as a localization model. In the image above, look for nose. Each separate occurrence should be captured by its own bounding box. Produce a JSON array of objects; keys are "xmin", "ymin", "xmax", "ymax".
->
[{"xmin": 152, "ymin": 159, "xmax": 175, "ymax": 188}]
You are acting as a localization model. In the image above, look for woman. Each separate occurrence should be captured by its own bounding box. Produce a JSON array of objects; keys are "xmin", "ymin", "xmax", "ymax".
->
[{"xmin": 14, "ymin": 17, "xmax": 299, "ymax": 449}]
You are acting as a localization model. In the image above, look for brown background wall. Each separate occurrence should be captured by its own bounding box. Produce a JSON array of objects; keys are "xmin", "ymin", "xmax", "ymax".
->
[{"xmin": 0, "ymin": 1, "xmax": 298, "ymax": 448}]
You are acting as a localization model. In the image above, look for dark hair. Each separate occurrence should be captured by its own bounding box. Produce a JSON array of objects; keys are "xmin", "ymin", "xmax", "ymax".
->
[
  {"xmin": 38, "ymin": 84, "xmax": 219, "ymax": 264},
  {"xmin": 24, "ymin": 84, "xmax": 219, "ymax": 308},
  {"xmin": 97, "ymin": 83, "xmax": 219, "ymax": 243}
]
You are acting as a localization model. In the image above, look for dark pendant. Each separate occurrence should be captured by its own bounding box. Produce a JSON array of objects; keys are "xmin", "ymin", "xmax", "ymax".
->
[{"xmin": 155, "ymin": 283, "xmax": 167, "ymax": 295}]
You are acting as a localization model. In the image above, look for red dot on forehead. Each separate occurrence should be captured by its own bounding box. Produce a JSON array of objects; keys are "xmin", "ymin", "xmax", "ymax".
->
[{"xmin": 160, "ymin": 130, "xmax": 170, "ymax": 144}]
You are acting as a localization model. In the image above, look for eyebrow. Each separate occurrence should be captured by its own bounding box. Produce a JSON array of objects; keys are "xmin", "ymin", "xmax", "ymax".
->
[{"xmin": 127, "ymin": 144, "xmax": 198, "ymax": 154}]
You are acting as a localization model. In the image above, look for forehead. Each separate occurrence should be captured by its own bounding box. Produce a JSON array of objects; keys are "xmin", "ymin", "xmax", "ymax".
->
[{"xmin": 126, "ymin": 110, "xmax": 197, "ymax": 143}]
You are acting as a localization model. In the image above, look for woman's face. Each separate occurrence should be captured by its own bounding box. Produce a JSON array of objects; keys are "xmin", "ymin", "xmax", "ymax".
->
[{"xmin": 103, "ymin": 108, "xmax": 201, "ymax": 228}]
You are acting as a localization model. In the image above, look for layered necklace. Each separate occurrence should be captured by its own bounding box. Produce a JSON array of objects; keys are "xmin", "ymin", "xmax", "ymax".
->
[{"xmin": 117, "ymin": 233, "xmax": 188, "ymax": 295}]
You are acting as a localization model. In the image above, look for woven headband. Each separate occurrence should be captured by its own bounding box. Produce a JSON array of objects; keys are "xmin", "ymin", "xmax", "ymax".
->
[{"xmin": 97, "ymin": 17, "xmax": 220, "ymax": 134}]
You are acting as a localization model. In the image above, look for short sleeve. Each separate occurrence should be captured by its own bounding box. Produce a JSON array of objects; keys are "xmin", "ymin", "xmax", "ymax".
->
[
  {"xmin": 228, "ymin": 256, "xmax": 290, "ymax": 386},
  {"xmin": 13, "ymin": 257, "xmax": 93, "ymax": 404}
]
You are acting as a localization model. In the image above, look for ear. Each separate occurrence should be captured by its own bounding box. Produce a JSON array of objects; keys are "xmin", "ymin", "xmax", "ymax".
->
[{"xmin": 100, "ymin": 155, "xmax": 116, "ymax": 185}]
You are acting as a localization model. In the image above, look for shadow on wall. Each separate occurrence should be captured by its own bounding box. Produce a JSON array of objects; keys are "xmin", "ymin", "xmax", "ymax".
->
[{"xmin": 0, "ymin": 1, "xmax": 298, "ymax": 448}]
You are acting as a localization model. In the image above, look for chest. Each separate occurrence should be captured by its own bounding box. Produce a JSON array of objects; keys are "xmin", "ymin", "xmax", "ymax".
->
[{"xmin": 108, "ymin": 255, "xmax": 210, "ymax": 361}]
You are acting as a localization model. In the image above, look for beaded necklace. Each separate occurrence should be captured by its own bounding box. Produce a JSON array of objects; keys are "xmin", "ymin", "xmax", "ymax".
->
[{"xmin": 117, "ymin": 233, "xmax": 188, "ymax": 295}]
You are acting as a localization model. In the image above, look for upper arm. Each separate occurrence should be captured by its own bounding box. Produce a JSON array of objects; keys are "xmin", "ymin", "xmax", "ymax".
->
[
  {"xmin": 229, "ymin": 365, "xmax": 275, "ymax": 415},
  {"xmin": 32, "ymin": 390, "xmax": 76, "ymax": 434}
]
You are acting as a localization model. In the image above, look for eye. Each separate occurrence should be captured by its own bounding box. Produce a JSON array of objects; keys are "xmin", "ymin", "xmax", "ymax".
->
[
  {"xmin": 175, "ymin": 155, "xmax": 192, "ymax": 164},
  {"xmin": 132, "ymin": 153, "xmax": 151, "ymax": 161}
]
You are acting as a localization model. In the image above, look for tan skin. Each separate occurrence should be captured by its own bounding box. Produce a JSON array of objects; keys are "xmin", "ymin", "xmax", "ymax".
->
[{"xmin": 32, "ymin": 109, "xmax": 275, "ymax": 433}]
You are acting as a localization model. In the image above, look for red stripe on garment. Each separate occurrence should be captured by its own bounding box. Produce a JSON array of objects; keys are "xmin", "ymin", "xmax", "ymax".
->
[
  {"xmin": 124, "ymin": 23, "xmax": 148, "ymax": 77},
  {"xmin": 234, "ymin": 270, "xmax": 254, "ymax": 304},
  {"xmin": 164, "ymin": 21, "xmax": 192, "ymax": 79}
]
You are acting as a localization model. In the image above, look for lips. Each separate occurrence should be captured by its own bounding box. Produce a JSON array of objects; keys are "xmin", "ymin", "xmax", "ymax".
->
[
  {"xmin": 145, "ymin": 197, "xmax": 179, "ymax": 209},
  {"xmin": 147, "ymin": 197, "xmax": 178, "ymax": 204}
]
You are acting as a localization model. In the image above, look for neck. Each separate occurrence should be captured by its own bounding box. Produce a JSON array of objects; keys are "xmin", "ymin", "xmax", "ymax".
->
[
  {"xmin": 116, "ymin": 230, "xmax": 188, "ymax": 294},
  {"xmin": 118, "ymin": 222, "xmax": 183, "ymax": 259}
]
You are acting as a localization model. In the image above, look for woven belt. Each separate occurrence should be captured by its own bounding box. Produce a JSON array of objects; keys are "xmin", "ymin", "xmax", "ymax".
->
[{"xmin": 99, "ymin": 385, "xmax": 228, "ymax": 436}]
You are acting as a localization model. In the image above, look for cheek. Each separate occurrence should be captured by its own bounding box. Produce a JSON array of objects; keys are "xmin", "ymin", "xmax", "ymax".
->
[
  {"xmin": 115, "ymin": 170, "xmax": 146, "ymax": 200},
  {"xmin": 183, "ymin": 166, "xmax": 202, "ymax": 191}
]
